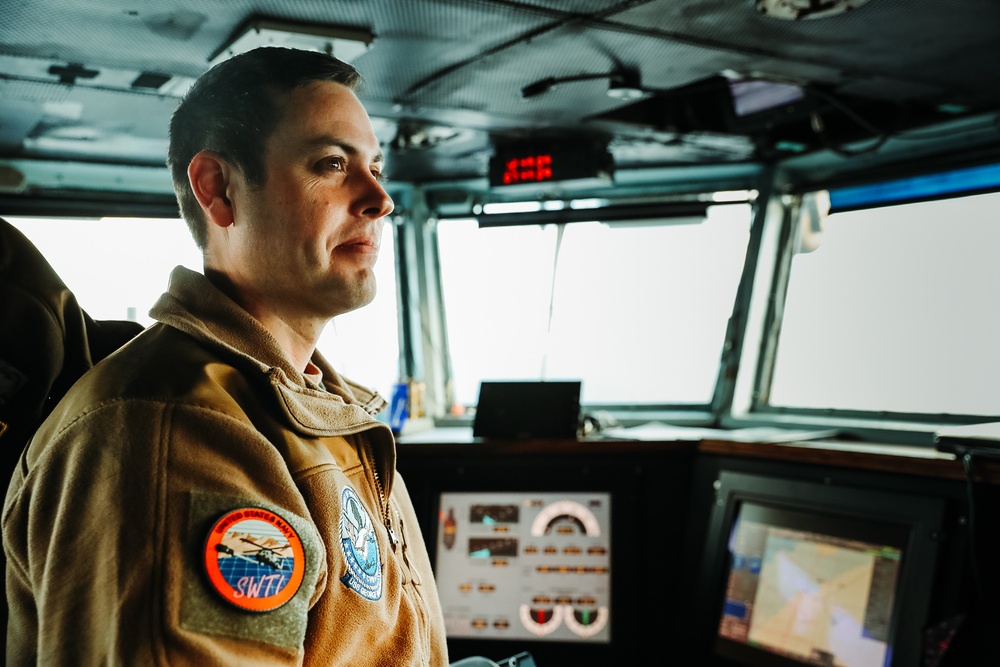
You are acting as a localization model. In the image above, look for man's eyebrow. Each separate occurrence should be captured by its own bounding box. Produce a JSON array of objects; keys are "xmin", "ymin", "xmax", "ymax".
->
[{"xmin": 304, "ymin": 135, "xmax": 384, "ymax": 163}]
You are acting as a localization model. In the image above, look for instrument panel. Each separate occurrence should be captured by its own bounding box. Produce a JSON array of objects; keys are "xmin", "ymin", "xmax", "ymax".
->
[{"xmin": 435, "ymin": 491, "xmax": 612, "ymax": 643}]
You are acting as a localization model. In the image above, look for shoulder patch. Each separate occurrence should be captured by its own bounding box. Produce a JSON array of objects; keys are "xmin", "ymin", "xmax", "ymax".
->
[
  {"xmin": 182, "ymin": 492, "xmax": 323, "ymax": 650},
  {"xmin": 339, "ymin": 486, "xmax": 383, "ymax": 600},
  {"xmin": 203, "ymin": 507, "xmax": 306, "ymax": 612}
]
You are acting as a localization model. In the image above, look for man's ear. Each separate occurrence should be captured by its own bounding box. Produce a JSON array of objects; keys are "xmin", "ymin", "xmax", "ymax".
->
[{"xmin": 188, "ymin": 151, "xmax": 235, "ymax": 229}]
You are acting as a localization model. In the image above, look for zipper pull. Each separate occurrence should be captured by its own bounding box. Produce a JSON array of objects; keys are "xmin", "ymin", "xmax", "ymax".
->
[
  {"xmin": 397, "ymin": 512, "xmax": 422, "ymax": 586},
  {"xmin": 386, "ymin": 521, "xmax": 399, "ymax": 549}
]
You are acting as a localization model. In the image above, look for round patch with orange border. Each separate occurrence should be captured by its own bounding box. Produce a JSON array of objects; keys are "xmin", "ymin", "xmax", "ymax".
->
[{"xmin": 203, "ymin": 507, "xmax": 306, "ymax": 612}]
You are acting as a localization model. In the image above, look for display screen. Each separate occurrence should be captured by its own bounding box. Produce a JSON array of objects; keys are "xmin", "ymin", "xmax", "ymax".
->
[
  {"xmin": 500, "ymin": 154, "xmax": 554, "ymax": 185},
  {"xmin": 435, "ymin": 491, "xmax": 612, "ymax": 643},
  {"xmin": 717, "ymin": 503, "xmax": 905, "ymax": 667},
  {"xmin": 727, "ymin": 78, "xmax": 806, "ymax": 117},
  {"xmin": 488, "ymin": 141, "xmax": 613, "ymax": 188}
]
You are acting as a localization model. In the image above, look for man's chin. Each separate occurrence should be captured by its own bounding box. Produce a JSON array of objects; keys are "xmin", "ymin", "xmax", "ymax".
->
[{"xmin": 324, "ymin": 282, "xmax": 377, "ymax": 318}]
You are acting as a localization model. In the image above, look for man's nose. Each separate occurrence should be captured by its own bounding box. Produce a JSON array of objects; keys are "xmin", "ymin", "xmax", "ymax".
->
[{"xmin": 357, "ymin": 174, "xmax": 394, "ymax": 219}]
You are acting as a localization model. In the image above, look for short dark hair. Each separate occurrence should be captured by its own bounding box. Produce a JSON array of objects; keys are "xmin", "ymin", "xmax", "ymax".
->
[{"xmin": 167, "ymin": 47, "xmax": 362, "ymax": 248}]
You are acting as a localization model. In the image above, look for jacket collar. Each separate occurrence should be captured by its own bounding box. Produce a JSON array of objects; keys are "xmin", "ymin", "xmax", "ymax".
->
[{"xmin": 150, "ymin": 266, "xmax": 389, "ymax": 438}]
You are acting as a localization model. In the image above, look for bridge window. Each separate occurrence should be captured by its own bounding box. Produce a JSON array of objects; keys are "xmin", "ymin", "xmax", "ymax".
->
[
  {"xmin": 7, "ymin": 217, "xmax": 201, "ymax": 325},
  {"xmin": 436, "ymin": 203, "xmax": 752, "ymax": 408},
  {"xmin": 766, "ymin": 190, "xmax": 1000, "ymax": 417}
]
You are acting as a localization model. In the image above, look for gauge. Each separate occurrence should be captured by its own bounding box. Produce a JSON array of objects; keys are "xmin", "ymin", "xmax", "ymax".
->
[
  {"xmin": 519, "ymin": 603, "xmax": 563, "ymax": 637},
  {"xmin": 468, "ymin": 537, "xmax": 518, "ymax": 558},
  {"xmin": 531, "ymin": 499, "xmax": 602, "ymax": 537},
  {"xmin": 470, "ymin": 504, "xmax": 519, "ymax": 525},
  {"xmin": 564, "ymin": 605, "xmax": 609, "ymax": 638}
]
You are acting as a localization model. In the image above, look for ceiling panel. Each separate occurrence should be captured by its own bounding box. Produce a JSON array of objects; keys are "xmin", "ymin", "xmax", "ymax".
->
[{"xmin": 1, "ymin": 0, "xmax": 999, "ymax": 196}]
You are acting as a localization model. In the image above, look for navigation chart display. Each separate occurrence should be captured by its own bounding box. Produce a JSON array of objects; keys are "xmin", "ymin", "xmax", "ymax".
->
[
  {"xmin": 718, "ymin": 502, "xmax": 903, "ymax": 667},
  {"xmin": 435, "ymin": 491, "xmax": 611, "ymax": 643}
]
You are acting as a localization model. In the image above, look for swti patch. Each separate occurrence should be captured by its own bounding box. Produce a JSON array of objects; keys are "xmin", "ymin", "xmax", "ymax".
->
[
  {"xmin": 203, "ymin": 507, "xmax": 306, "ymax": 612},
  {"xmin": 339, "ymin": 486, "xmax": 383, "ymax": 600}
]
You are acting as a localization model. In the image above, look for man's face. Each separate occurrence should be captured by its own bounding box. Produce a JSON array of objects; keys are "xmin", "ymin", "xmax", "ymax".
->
[{"xmin": 226, "ymin": 80, "xmax": 393, "ymax": 320}]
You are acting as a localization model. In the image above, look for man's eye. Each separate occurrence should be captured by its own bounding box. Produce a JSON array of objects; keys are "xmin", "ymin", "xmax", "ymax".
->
[
  {"xmin": 322, "ymin": 157, "xmax": 345, "ymax": 171},
  {"xmin": 372, "ymin": 170, "xmax": 387, "ymax": 184}
]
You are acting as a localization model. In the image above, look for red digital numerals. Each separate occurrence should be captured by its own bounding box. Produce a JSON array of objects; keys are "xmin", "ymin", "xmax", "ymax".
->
[{"xmin": 502, "ymin": 154, "xmax": 553, "ymax": 184}]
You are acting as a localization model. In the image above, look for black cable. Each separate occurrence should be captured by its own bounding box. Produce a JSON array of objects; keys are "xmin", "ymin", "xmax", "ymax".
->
[
  {"xmin": 960, "ymin": 451, "xmax": 986, "ymax": 606},
  {"xmin": 807, "ymin": 86, "xmax": 1000, "ymax": 145},
  {"xmin": 800, "ymin": 86, "xmax": 906, "ymax": 157},
  {"xmin": 804, "ymin": 86, "xmax": 887, "ymax": 136},
  {"xmin": 801, "ymin": 86, "xmax": 1000, "ymax": 154},
  {"xmin": 808, "ymin": 109, "xmax": 891, "ymax": 157}
]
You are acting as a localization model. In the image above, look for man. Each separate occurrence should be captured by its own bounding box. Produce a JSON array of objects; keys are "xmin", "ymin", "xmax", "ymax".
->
[{"xmin": 3, "ymin": 47, "xmax": 448, "ymax": 665}]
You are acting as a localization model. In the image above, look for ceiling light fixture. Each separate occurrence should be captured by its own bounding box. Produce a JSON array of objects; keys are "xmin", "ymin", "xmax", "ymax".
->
[
  {"xmin": 755, "ymin": 0, "xmax": 872, "ymax": 20},
  {"xmin": 207, "ymin": 17, "xmax": 374, "ymax": 68},
  {"xmin": 606, "ymin": 70, "xmax": 645, "ymax": 101}
]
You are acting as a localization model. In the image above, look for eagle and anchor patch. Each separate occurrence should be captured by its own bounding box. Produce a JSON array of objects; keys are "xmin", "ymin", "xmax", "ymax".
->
[
  {"xmin": 339, "ymin": 486, "xmax": 383, "ymax": 600},
  {"xmin": 203, "ymin": 507, "xmax": 306, "ymax": 612}
]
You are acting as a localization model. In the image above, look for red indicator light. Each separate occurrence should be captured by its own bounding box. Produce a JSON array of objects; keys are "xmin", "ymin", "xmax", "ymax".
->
[{"xmin": 502, "ymin": 154, "xmax": 554, "ymax": 184}]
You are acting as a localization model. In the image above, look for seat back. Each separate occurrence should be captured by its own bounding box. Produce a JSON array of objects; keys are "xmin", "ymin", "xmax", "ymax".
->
[{"xmin": 0, "ymin": 217, "xmax": 143, "ymax": 651}]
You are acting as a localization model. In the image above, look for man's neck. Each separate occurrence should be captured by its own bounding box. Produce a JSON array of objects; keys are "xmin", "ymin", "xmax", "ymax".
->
[
  {"xmin": 254, "ymin": 310, "xmax": 323, "ymax": 374},
  {"xmin": 204, "ymin": 268, "xmax": 323, "ymax": 374}
]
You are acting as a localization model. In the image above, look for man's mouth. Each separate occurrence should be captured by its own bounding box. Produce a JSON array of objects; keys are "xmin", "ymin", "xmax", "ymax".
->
[{"xmin": 337, "ymin": 237, "xmax": 380, "ymax": 253}]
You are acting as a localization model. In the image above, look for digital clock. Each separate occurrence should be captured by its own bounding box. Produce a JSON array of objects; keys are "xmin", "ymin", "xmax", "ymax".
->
[
  {"xmin": 500, "ymin": 154, "xmax": 553, "ymax": 185},
  {"xmin": 488, "ymin": 138, "xmax": 613, "ymax": 189}
]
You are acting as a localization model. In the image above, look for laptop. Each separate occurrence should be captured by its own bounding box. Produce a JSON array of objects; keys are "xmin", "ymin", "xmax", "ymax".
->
[{"xmin": 472, "ymin": 380, "xmax": 582, "ymax": 440}]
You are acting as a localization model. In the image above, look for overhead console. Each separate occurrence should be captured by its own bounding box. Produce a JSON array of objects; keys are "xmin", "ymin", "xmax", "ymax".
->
[{"xmin": 592, "ymin": 74, "xmax": 980, "ymax": 163}]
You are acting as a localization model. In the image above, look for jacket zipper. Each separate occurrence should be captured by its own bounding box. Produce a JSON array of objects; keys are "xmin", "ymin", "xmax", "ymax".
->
[
  {"xmin": 362, "ymin": 437, "xmax": 420, "ymax": 584},
  {"xmin": 365, "ymin": 440, "xmax": 398, "ymax": 548},
  {"xmin": 364, "ymin": 440, "xmax": 429, "ymax": 664}
]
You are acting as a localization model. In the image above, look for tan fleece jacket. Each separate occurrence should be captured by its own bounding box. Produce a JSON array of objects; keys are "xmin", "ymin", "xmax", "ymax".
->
[{"xmin": 2, "ymin": 266, "xmax": 448, "ymax": 666}]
